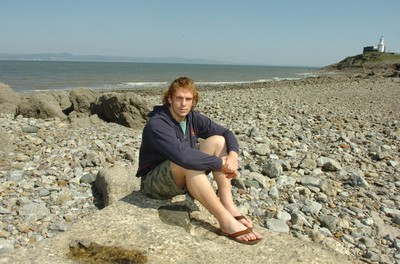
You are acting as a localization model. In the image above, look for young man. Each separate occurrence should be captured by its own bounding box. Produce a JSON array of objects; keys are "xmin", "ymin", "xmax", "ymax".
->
[{"xmin": 136, "ymin": 77, "xmax": 262, "ymax": 244}]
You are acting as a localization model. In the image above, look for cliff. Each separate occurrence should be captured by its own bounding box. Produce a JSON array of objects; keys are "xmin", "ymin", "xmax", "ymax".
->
[{"xmin": 320, "ymin": 52, "xmax": 400, "ymax": 77}]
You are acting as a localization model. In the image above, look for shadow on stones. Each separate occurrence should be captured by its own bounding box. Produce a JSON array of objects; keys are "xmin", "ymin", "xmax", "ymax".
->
[
  {"xmin": 120, "ymin": 191, "xmax": 218, "ymax": 234},
  {"xmin": 91, "ymin": 183, "xmax": 105, "ymax": 210},
  {"xmin": 158, "ymin": 204, "xmax": 192, "ymax": 232}
]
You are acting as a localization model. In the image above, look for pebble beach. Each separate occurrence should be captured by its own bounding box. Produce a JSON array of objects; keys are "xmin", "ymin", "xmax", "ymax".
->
[{"xmin": 1, "ymin": 76, "xmax": 399, "ymax": 263}]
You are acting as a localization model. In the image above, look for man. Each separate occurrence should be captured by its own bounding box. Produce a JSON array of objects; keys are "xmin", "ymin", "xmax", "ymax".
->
[{"xmin": 136, "ymin": 77, "xmax": 262, "ymax": 244}]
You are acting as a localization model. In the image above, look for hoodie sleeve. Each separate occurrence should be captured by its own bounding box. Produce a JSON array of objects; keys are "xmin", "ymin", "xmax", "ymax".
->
[
  {"xmin": 193, "ymin": 112, "xmax": 239, "ymax": 154},
  {"xmin": 145, "ymin": 117, "xmax": 223, "ymax": 171}
]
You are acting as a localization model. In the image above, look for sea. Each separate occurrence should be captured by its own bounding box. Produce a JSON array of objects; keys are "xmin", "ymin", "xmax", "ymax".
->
[{"xmin": 0, "ymin": 60, "xmax": 318, "ymax": 92}]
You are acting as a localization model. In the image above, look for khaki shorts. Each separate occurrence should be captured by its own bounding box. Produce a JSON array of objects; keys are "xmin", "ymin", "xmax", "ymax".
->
[{"xmin": 140, "ymin": 160, "xmax": 188, "ymax": 200}]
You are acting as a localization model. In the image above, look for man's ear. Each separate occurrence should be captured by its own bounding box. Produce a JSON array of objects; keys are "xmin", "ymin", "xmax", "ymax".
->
[{"xmin": 168, "ymin": 96, "xmax": 172, "ymax": 105}]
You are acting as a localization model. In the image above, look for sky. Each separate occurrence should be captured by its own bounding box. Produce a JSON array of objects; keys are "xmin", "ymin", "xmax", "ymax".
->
[{"xmin": 1, "ymin": 0, "xmax": 399, "ymax": 67}]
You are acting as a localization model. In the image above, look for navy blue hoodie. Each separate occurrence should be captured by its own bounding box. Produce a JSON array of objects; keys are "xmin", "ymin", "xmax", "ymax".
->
[{"xmin": 136, "ymin": 105, "xmax": 239, "ymax": 177}]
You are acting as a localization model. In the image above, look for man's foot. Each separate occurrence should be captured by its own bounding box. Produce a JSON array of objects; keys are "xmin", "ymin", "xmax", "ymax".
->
[
  {"xmin": 233, "ymin": 214, "xmax": 254, "ymax": 229},
  {"xmin": 220, "ymin": 220, "xmax": 262, "ymax": 244},
  {"xmin": 220, "ymin": 228, "xmax": 262, "ymax": 245}
]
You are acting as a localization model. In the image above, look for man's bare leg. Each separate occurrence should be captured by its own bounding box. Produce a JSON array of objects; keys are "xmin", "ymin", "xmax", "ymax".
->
[
  {"xmin": 170, "ymin": 162, "xmax": 260, "ymax": 242},
  {"xmin": 199, "ymin": 136, "xmax": 254, "ymax": 229}
]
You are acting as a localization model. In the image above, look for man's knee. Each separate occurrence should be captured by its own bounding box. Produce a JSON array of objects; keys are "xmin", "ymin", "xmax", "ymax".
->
[
  {"xmin": 203, "ymin": 135, "xmax": 226, "ymax": 146},
  {"xmin": 199, "ymin": 135, "xmax": 226, "ymax": 156}
]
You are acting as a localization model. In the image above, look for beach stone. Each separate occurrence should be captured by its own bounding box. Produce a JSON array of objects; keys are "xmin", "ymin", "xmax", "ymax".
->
[
  {"xmin": 302, "ymin": 200, "xmax": 323, "ymax": 216},
  {"xmin": 0, "ymin": 238, "xmax": 15, "ymax": 252},
  {"xmin": 262, "ymin": 161, "xmax": 283, "ymax": 178},
  {"xmin": 276, "ymin": 175, "xmax": 296, "ymax": 187},
  {"xmin": 0, "ymin": 127, "xmax": 14, "ymax": 153},
  {"xmin": 80, "ymin": 173, "xmax": 96, "ymax": 184},
  {"xmin": 301, "ymin": 176, "xmax": 320, "ymax": 187},
  {"xmin": 248, "ymin": 171, "xmax": 267, "ymax": 188},
  {"xmin": 0, "ymin": 206, "xmax": 11, "ymax": 214},
  {"xmin": 319, "ymin": 179, "xmax": 340, "ymax": 196},
  {"xmin": 253, "ymin": 143, "xmax": 270, "ymax": 156},
  {"xmin": 8, "ymin": 170, "xmax": 25, "ymax": 182},
  {"xmin": 318, "ymin": 215, "xmax": 339, "ymax": 232},
  {"xmin": 268, "ymin": 186, "xmax": 279, "ymax": 198},
  {"xmin": 316, "ymin": 157, "xmax": 341, "ymax": 171},
  {"xmin": 22, "ymin": 126, "xmax": 39, "ymax": 133},
  {"xmin": 265, "ymin": 218, "xmax": 290, "ymax": 233},
  {"xmin": 300, "ymin": 156, "xmax": 317, "ymax": 170},
  {"xmin": 276, "ymin": 210, "xmax": 291, "ymax": 222},
  {"xmin": 348, "ymin": 173, "xmax": 370, "ymax": 189},
  {"xmin": 18, "ymin": 202, "xmax": 50, "ymax": 226},
  {"xmin": 393, "ymin": 215, "xmax": 400, "ymax": 225},
  {"xmin": 358, "ymin": 236, "xmax": 377, "ymax": 248}
]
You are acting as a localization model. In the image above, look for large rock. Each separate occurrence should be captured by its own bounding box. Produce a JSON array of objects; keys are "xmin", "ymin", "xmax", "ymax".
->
[
  {"xmin": 0, "ymin": 192, "xmax": 361, "ymax": 264},
  {"xmin": 0, "ymin": 83, "xmax": 20, "ymax": 115},
  {"xmin": 97, "ymin": 92, "xmax": 150, "ymax": 129},
  {"xmin": 69, "ymin": 88, "xmax": 99, "ymax": 114},
  {"xmin": 95, "ymin": 164, "xmax": 139, "ymax": 206},
  {"xmin": 17, "ymin": 93, "xmax": 67, "ymax": 120}
]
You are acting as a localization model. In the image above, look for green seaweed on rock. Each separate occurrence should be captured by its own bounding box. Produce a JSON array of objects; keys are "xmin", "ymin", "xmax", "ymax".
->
[{"xmin": 68, "ymin": 240, "xmax": 147, "ymax": 264}]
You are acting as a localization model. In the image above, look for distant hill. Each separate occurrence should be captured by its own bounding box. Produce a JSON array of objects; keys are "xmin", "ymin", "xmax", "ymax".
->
[
  {"xmin": 0, "ymin": 53, "xmax": 227, "ymax": 65},
  {"xmin": 322, "ymin": 52, "xmax": 400, "ymax": 77}
]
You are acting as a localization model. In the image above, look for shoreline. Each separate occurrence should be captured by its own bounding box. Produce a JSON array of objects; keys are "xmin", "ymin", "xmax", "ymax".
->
[{"xmin": 13, "ymin": 72, "xmax": 379, "ymax": 97}]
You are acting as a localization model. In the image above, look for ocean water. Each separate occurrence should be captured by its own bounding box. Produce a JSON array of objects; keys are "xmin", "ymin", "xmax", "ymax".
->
[{"xmin": 0, "ymin": 60, "xmax": 318, "ymax": 92}]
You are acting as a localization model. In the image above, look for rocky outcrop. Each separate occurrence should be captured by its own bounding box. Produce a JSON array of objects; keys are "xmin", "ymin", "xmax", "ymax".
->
[
  {"xmin": 0, "ymin": 85, "xmax": 151, "ymax": 129},
  {"xmin": 320, "ymin": 52, "xmax": 400, "ymax": 78}
]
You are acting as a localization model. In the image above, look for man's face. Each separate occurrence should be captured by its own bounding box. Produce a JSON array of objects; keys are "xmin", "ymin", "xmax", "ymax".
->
[{"xmin": 168, "ymin": 87, "xmax": 193, "ymax": 122}]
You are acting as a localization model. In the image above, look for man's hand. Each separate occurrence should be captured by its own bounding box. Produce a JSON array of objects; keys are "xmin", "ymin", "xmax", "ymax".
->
[{"xmin": 221, "ymin": 151, "xmax": 239, "ymax": 179}]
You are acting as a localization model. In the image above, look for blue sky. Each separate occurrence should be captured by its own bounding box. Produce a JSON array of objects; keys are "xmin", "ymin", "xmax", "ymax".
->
[{"xmin": 1, "ymin": 0, "xmax": 399, "ymax": 67}]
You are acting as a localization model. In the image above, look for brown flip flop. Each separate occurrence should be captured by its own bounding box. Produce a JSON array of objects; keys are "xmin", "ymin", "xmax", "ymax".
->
[
  {"xmin": 219, "ymin": 228, "xmax": 262, "ymax": 245},
  {"xmin": 234, "ymin": 214, "xmax": 254, "ymax": 228},
  {"xmin": 234, "ymin": 215, "xmax": 249, "ymax": 221}
]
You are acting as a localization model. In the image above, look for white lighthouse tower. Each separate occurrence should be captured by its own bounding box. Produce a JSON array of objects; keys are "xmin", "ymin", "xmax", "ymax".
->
[{"xmin": 377, "ymin": 36, "xmax": 385, "ymax": 52}]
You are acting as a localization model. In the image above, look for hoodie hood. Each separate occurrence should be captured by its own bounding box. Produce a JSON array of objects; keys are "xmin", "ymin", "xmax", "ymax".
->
[{"xmin": 148, "ymin": 105, "xmax": 169, "ymax": 118}]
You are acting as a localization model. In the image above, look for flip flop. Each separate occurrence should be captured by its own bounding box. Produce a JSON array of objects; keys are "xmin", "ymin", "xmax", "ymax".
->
[
  {"xmin": 234, "ymin": 214, "xmax": 253, "ymax": 228},
  {"xmin": 234, "ymin": 214, "xmax": 249, "ymax": 221},
  {"xmin": 219, "ymin": 228, "xmax": 262, "ymax": 245}
]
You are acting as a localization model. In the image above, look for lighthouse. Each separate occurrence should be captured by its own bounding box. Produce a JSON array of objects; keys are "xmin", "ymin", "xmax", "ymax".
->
[{"xmin": 377, "ymin": 36, "xmax": 385, "ymax": 52}]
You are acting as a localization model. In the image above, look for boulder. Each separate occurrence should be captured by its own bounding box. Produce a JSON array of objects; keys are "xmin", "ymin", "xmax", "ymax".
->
[
  {"xmin": 69, "ymin": 88, "xmax": 99, "ymax": 114},
  {"xmin": 97, "ymin": 92, "xmax": 150, "ymax": 129},
  {"xmin": 17, "ymin": 93, "xmax": 67, "ymax": 120},
  {"xmin": 0, "ymin": 83, "xmax": 20, "ymax": 115},
  {"xmin": 0, "ymin": 193, "xmax": 360, "ymax": 264},
  {"xmin": 95, "ymin": 164, "xmax": 139, "ymax": 207}
]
